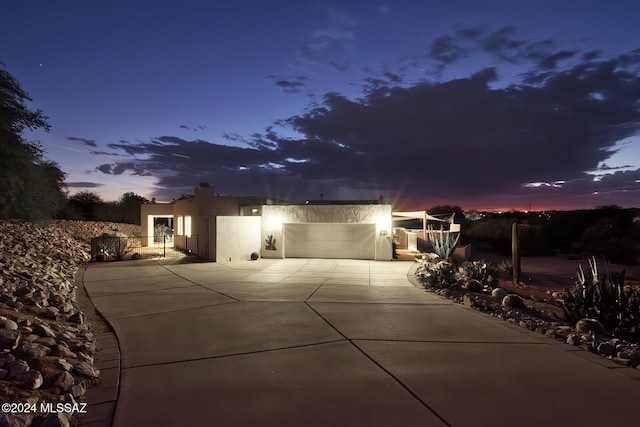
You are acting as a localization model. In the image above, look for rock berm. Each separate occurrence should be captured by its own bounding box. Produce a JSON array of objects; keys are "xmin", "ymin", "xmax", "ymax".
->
[{"xmin": 0, "ymin": 220, "xmax": 140, "ymax": 427}]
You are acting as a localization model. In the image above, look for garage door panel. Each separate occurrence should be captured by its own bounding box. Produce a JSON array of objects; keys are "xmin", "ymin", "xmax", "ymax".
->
[{"xmin": 284, "ymin": 223, "xmax": 375, "ymax": 259}]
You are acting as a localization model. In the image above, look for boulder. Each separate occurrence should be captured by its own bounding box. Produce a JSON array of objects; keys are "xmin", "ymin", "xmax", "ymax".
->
[
  {"xmin": 54, "ymin": 371, "xmax": 75, "ymax": 391},
  {"xmin": 34, "ymin": 323, "xmax": 56, "ymax": 338},
  {"xmin": 0, "ymin": 352, "xmax": 16, "ymax": 367},
  {"xmin": 16, "ymin": 369, "xmax": 43, "ymax": 389},
  {"xmin": 463, "ymin": 279, "xmax": 483, "ymax": 292},
  {"xmin": 18, "ymin": 341, "xmax": 51, "ymax": 358},
  {"xmin": 68, "ymin": 312, "xmax": 84, "ymax": 325},
  {"xmin": 502, "ymin": 294, "xmax": 525, "ymax": 308},
  {"xmin": 74, "ymin": 360, "xmax": 98, "ymax": 378},
  {"xmin": 58, "ymin": 358, "xmax": 74, "ymax": 371},
  {"xmin": 491, "ymin": 287, "xmax": 508, "ymax": 299},
  {"xmin": 0, "ymin": 318, "xmax": 18, "ymax": 330},
  {"xmin": 5, "ymin": 359, "xmax": 29, "ymax": 380},
  {"xmin": 0, "ymin": 329, "xmax": 20, "ymax": 350},
  {"xmin": 70, "ymin": 381, "xmax": 86, "ymax": 398},
  {"xmin": 576, "ymin": 318, "xmax": 606, "ymax": 335}
]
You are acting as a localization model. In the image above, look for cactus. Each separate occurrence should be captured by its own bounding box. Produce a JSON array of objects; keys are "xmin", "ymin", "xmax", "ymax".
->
[
  {"xmin": 511, "ymin": 222, "xmax": 521, "ymax": 284},
  {"xmin": 426, "ymin": 225, "xmax": 460, "ymax": 260},
  {"xmin": 265, "ymin": 234, "xmax": 276, "ymax": 250}
]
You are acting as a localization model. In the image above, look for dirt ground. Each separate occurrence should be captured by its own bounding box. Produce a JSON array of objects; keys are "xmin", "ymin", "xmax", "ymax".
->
[
  {"xmin": 468, "ymin": 248, "xmax": 640, "ymax": 320},
  {"xmin": 470, "ymin": 248, "xmax": 640, "ymax": 290}
]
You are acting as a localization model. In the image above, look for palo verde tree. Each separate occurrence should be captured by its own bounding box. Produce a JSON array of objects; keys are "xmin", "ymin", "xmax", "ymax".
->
[{"xmin": 0, "ymin": 64, "xmax": 66, "ymax": 219}]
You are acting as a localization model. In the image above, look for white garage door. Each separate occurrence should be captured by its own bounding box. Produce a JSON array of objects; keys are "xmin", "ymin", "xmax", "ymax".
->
[{"xmin": 284, "ymin": 223, "xmax": 375, "ymax": 259}]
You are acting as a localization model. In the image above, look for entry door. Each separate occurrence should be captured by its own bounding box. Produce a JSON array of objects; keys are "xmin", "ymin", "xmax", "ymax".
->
[{"xmin": 284, "ymin": 223, "xmax": 375, "ymax": 259}]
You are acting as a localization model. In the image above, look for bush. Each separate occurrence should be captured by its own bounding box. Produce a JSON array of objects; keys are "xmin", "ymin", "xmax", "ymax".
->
[
  {"xmin": 416, "ymin": 259, "xmax": 498, "ymax": 291},
  {"xmin": 458, "ymin": 260, "xmax": 496, "ymax": 288},
  {"xmin": 94, "ymin": 232, "xmax": 129, "ymax": 261},
  {"xmin": 416, "ymin": 261, "xmax": 458, "ymax": 289}
]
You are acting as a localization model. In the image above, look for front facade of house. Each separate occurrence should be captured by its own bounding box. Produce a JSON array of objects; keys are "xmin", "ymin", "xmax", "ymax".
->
[{"xmin": 141, "ymin": 183, "xmax": 393, "ymax": 262}]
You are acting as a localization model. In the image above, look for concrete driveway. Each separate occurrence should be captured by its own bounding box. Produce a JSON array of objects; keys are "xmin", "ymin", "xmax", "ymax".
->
[{"xmin": 81, "ymin": 257, "xmax": 640, "ymax": 426}]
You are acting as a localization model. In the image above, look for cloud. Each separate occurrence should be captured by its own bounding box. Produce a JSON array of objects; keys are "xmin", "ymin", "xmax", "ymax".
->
[
  {"xmin": 429, "ymin": 35, "xmax": 468, "ymax": 64},
  {"xmin": 535, "ymin": 50, "xmax": 579, "ymax": 70},
  {"xmin": 65, "ymin": 181, "xmax": 104, "ymax": 188},
  {"xmin": 269, "ymin": 75, "xmax": 309, "ymax": 94},
  {"xmin": 90, "ymin": 150, "xmax": 126, "ymax": 156},
  {"xmin": 427, "ymin": 25, "xmax": 583, "ymax": 72},
  {"xmin": 67, "ymin": 137, "xmax": 97, "ymax": 147},
  {"xmin": 298, "ymin": 8, "xmax": 357, "ymax": 72},
  {"xmin": 94, "ymin": 48, "xmax": 640, "ymax": 208},
  {"xmin": 179, "ymin": 124, "xmax": 208, "ymax": 131}
]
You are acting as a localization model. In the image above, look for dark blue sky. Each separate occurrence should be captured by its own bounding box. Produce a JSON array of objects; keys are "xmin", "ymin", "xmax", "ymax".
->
[{"xmin": 3, "ymin": 0, "xmax": 640, "ymax": 210}]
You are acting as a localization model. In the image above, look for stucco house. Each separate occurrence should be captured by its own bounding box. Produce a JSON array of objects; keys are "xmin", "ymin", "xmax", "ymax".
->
[{"xmin": 141, "ymin": 183, "xmax": 394, "ymax": 261}]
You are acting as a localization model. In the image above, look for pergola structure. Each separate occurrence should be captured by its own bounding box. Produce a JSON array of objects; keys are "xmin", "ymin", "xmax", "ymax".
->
[{"xmin": 392, "ymin": 210, "xmax": 448, "ymax": 237}]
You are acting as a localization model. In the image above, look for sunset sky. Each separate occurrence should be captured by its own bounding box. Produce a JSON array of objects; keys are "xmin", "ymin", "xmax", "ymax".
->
[{"xmin": 2, "ymin": 0, "xmax": 640, "ymax": 211}]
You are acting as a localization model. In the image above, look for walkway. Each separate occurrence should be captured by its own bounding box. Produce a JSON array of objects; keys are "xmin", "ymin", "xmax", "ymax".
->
[{"xmin": 81, "ymin": 257, "xmax": 640, "ymax": 426}]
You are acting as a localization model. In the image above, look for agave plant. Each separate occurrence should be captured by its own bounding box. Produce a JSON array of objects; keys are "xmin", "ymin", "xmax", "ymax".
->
[
  {"xmin": 561, "ymin": 257, "xmax": 599, "ymax": 325},
  {"xmin": 561, "ymin": 256, "xmax": 640, "ymax": 338},
  {"xmin": 426, "ymin": 225, "xmax": 460, "ymax": 260}
]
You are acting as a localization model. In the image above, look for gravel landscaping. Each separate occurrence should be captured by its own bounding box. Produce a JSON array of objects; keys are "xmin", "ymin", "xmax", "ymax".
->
[{"xmin": 0, "ymin": 220, "xmax": 139, "ymax": 427}]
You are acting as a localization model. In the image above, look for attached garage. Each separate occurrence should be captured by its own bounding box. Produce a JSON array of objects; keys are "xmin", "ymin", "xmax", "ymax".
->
[
  {"xmin": 284, "ymin": 223, "xmax": 376, "ymax": 259},
  {"xmin": 262, "ymin": 204, "xmax": 393, "ymax": 261}
]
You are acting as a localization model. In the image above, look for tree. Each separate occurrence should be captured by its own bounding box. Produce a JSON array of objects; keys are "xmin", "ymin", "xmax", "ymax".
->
[
  {"xmin": 0, "ymin": 65, "xmax": 66, "ymax": 219},
  {"xmin": 119, "ymin": 192, "xmax": 148, "ymax": 224},
  {"xmin": 68, "ymin": 191, "xmax": 103, "ymax": 221}
]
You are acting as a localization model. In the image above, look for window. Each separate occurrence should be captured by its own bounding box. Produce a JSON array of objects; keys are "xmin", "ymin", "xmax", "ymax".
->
[
  {"xmin": 177, "ymin": 216, "xmax": 184, "ymax": 235},
  {"xmin": 185, "ymin": 216, "xmax": 192, "ymax": 237}
]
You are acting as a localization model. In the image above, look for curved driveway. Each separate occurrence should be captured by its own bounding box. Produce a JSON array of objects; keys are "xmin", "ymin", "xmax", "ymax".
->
[{"xmin": 83, "ymin": 258, "xmax": 640, "ymax": 426}]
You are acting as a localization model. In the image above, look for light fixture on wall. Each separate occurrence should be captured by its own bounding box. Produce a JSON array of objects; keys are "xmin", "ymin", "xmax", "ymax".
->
[
  {"xmin": 266, "ymin": 215, "xmax": 283, "ymax": 230},
  {"xmin": 376, "ymin": 218, "xmax": 391, "ymax": 237}
]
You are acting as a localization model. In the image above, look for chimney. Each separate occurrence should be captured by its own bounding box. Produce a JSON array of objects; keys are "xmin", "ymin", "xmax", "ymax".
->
[{"xmin": 194, "ymin": 183, "xmax": 214, "ymax": 199}]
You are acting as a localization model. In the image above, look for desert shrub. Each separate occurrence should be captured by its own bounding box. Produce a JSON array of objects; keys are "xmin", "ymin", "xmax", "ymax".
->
[
  {"xmin": 416, "ymin": 260, "xmax": 458, "ymax": 289},
  {"xmin": 94, "ymin": 231, "xmax": 129, "ymax": 261},
  {"xmin": 154, "ymin": 223, "xmax": 170, "ymax": 243},
  {"xmin": 458, "ymin": 260, "xmax": 496, "ymax": 288},
  {"xmin": 497, "ymin": 259, "xmax": 513, "ymax": 275},
  {"xmin": 561, "ymin": 257, "xmax": 640, "ymax": 339}
]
